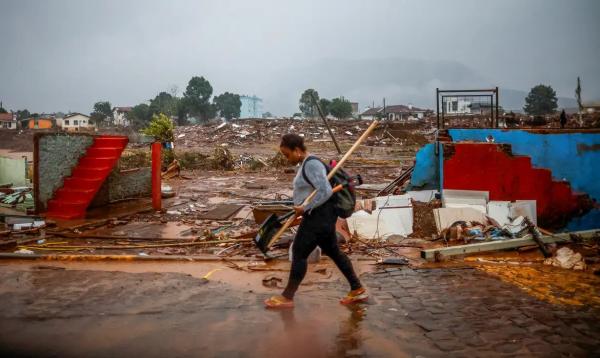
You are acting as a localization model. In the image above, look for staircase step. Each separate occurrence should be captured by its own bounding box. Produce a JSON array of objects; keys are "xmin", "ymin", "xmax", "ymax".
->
[
  {"xmin": 72, "ymin": 166, "xmax": 113, "ymax": 179},
  {"xmin": 54, "ymin": 188, "xmax": 97, "ymax": 202},
  {"xmin": 93, "ymin": 136, "xmax": 129, "ymax": 147},
  {"xmin": 63, "ymin": 177, "xmax": 104, "ymax": 190},
  {"xmin": 78, "ymin": 156, "xmax": 118, "ymax": 168},
  {"xmin": 86, "ymin": 147, "xmax": 124, "ymax": 158},
  {"xmin": 47, "ymin": 199, "xmax": 89, "ymax": 214}
]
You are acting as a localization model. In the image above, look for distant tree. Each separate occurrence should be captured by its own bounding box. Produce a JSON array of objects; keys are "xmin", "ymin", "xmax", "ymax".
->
[
  {"xmin": 213, "ymin": 92, "xmax": 241, "ymax": 120},
  {"xmin": 0, "ymin": 106, "xmax": 6, "ymax": 113},
  {"xmin": 90, "ymin": 101, "xmax": 113, "ymax": 126},
  {"xmin": 299, "ymin": 89, "xmax": 319, "ymax": 118},
  {"xmin": 149, "ymin": 92, "xmax": 179, "ymax": 117},
  {"xmin": 175, "ymin": 100, "xmax": 190, "ymax": 126},
  {"xmin": 328, "ymin": 97, "xmax": 353, "ymax": 119},
  {"xmin": 523, "ymin": 84, "xmax": 558, "ymax": 116},
  {"xmin": 126, "ymin": 103, "xmax": 152, "ymax": 129},
  {"xmin": 182, "ymin": 76, "xmax": 215, "ymax": 122},
  {"xmin": 318, "ymin": 98, "xmax": 331, "ymax": 117},
  {"xmin": 16, "ymin": 109, "xmax": 30, "ymax": 120},
  {"xmin": 262, "ymin": 111, "xmax": 273, "ymax": 119}
]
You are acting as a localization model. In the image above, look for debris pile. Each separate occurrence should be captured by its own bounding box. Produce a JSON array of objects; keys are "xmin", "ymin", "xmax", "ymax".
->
[
  {"xmin": 211, "ymin": 146, "xmax": 235, "ymax": 170},
  {"xmin": 544, "ymin": 247, "xmax": 586, "ymax": 270},
  {"xmin": 173, "ymin": 119, "xmax": 431, "ymax": 149},
  {"xmin": 0, "ymin": 187, "xmax": 34, "ymax": 212}
]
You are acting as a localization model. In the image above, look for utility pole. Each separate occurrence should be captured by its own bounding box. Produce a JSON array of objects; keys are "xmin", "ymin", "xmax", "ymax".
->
[{"xmin": 576, "ymin": 77, "xmax": 583, "ymax": 126}]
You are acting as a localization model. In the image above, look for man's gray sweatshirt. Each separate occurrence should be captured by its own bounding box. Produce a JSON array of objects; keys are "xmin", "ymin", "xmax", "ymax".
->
[{"xmin": 293, "ymin": 156, "xmax": 333, "ymax": 212}]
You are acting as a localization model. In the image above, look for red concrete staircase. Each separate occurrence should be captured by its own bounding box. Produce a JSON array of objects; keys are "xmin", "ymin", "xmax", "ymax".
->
[{"xmin": 45, "ymin": 135, "xmax": 129, "ymax": 220}]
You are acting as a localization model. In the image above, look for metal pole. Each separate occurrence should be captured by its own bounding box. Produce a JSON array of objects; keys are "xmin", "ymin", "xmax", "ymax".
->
[
  {"xmin": 311, "ymin": 92, "xmax": 342, "ymax": 155},
  {"xmin": 489, "ymin": 94, "xmax": 494, "ymax": 128},
  {"xmin": 151, "ymin": 142, "xmax": 162, "ymax": 210},
  {"xmin": 495, "ymin": 87, "xmax": 499, "ymax": 128},
  {"xmin": 436, "ymin": 88, "xmax": 440, "ymax": 129}
]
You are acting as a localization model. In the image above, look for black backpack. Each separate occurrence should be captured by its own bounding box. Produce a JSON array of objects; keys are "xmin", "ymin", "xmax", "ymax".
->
[{"xmin": 302, "ymin": 156, "xmax": 356, "ymax": 218}]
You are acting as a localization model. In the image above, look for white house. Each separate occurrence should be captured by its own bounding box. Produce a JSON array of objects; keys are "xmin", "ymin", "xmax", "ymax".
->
[
  {"xmin": 113, "ymin": 106, "xmax": 132, "ymax": 126},
  {"xmin": 0, "ymin": 112, "xmax": 17, "ymax": 129},
  {"xmin": 360, "ymin": 107, "xmax": 382, "ymax": 121},
  {"xmin": 58, "ymin": 113, "xmax": 94, "ymax": 131},
  {"xmin": 444, "ymin": 97, "xmax": 471, "ymax": 115},
  {"xmin": 360, "ymin": 104, "xmax": 430, "ymax": 121}
]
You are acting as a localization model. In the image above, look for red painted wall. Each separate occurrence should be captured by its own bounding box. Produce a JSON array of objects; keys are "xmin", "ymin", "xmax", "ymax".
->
[{"xmin": 443, "ymin": 143, "xmax": 590, "ymax": 227}]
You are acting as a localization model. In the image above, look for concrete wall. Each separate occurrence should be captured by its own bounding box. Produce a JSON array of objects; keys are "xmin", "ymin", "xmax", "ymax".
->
[
  {"xmin": 0, "ymin": 156, "xmax": 28, "ymax": 186},
  {"xmin": 446, "ymin": 129, "xmax": 600, "ymax": 231},
  {"xmin": 442, "ymin": 142, "xmax": 593, "ymax": 229},
  {"xmin": 447, "ymin": 129, "xmax": 600, "ymax": 201},
  {"xmin": 409, "ymin": 129, "xmax": 600, "ymax": 230},
  {"xmin": 90, "ymin": 167, "xmax": 152, "ymax": 207},
  {"xmin": 35, "ymin": 133, "xmax": 94, "ymax": 211}
]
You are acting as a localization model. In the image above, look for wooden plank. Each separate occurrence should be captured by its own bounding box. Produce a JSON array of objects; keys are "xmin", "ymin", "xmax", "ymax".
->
[
  {"xmin": 198, "ymin": 204, "xmax": 244, "ymax": 220},
  {"xmin": 420, "ymin": 229, "xmax": 599, "ymax": 260}
]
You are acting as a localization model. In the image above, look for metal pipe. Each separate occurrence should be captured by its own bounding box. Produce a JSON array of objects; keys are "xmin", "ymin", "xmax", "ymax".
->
[
  {"xmin": 436, "ymin": 88, "xmax": 440, "ymax": 129},
  {"xmin": 151, "ymin": 142, "xmax": 161, "ymax": 210},
  {"xmin": 436, "ymin": 89, "xmax": 498, "ymax": 93},
  {"xmin": 311, "ymin": 92, "xmax": 342, "ymax": 154},
  {"xmin": 495, "ymin": 86, "xmax": 500, "ymax": 127}
]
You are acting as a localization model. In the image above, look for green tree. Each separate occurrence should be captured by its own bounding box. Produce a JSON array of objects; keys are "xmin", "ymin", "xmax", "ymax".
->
[
  {"xmin": 141, "ymin": 113, "xmax": 174, "ymax": 142},
  {"xmin": 16, "ymin": 109, "xmax": 30, "ymax": 120},
  {"xmin": 90, "ymin": 101, "xmax": 113, "ymax": 126},
  {"xmin": 126, "ymin": 103, "xmax": 152, "ymax": 129},
  {"xmin": 149, "ymin": 92, "xmax": 179, "ymax": 117},
  {"xmin": 175, "ymin": 100, "xmax": 190, "ymax": 126},
  {"xmin": 0, "ymin": 106, "xmax": 6, "ymax": 113},
  {"xmin": 182, "ymin": 76, "xmax": 215, "ymax": 122},
  {"xmin": 213, "ymin": 92, "xmax": 241, "ymax": 120},
  {"xmin": 299, "ymin": 89, "xmax": 319, "ymax": 118},
  {"xmin": 262, "ymin": 111, "xmax": 273, "ymax": 119},
  {"xmin": 523, "ymin": 84, "xmax": 558, "ymax": 115},
  {"xmin": 318, "ymin": 98, "xmax": 331, "ymax": 117},
  {"xmin": 328, "ymin": 97, "xmax": 353, "ymax": 119}
]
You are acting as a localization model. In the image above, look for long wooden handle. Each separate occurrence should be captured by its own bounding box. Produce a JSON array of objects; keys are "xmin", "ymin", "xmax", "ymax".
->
[{"xmin": 267, "ymin": 120, "xmax": 379, "ymax": 248}]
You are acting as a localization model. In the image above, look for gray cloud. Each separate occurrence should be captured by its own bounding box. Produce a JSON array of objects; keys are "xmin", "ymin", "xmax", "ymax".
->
[{"xmin": 1, "ymin": 0, "xmax": 598, "ymax": 115}]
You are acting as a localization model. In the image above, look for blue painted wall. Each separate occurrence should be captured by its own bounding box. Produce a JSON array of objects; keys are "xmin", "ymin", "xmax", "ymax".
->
[{"xmin": 448, "ymin": 129, "xmax": 600, "ymax": 231}]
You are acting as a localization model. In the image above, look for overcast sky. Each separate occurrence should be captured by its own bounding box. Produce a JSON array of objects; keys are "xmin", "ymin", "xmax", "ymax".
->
[{"xmin": 1, "ymin": 0, "xmax": 599, "ymax": 115}]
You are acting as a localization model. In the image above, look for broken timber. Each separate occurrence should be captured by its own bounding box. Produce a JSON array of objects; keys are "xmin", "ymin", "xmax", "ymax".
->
[{"xmin": 421, "ymin": 229, "xmax": 599, "ymax": 260}]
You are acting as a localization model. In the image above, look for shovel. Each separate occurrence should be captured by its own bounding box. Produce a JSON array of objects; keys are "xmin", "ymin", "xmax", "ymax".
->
[{"xmin": 254, "ymin": 181, "xmax": 350, "ymax": 254}]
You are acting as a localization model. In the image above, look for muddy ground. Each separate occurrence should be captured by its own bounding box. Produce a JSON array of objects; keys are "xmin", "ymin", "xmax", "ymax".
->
[{"xmin": 0, "ymin": 261, "xmax": 598, "ymax": 357}]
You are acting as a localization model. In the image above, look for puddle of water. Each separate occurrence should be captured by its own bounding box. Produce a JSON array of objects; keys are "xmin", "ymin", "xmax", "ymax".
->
[
  {"xmin": 0, "ymin": 259, "xmax": 375, "ymax": 295},
  {"xmin": 86, "ymin": 222, "xmax": 192, "ymax": 239}
]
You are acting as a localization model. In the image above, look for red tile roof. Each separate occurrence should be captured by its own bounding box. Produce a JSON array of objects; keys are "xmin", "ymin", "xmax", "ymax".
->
[
  {"xmin": 0, "ymin": 113, "xmax": 15, "ymax": 121},
  {"xmin": 361, "ymin": 107, "xmax": 382, "ymax": 116}
]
